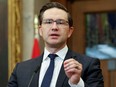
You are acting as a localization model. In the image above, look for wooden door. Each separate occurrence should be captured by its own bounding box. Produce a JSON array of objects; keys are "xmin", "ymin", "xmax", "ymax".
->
[{"xmin": 67, "ymin": 0, "xmax": 116, "ymax": 87}]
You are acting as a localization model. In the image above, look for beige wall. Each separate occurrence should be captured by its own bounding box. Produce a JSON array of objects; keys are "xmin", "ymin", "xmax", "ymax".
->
[
  {"xmin": 22, "ymin": 0, "xmax": 49, "ymax": 60},
  {"xmin": 34, "ymin": 0, "xmax": 50, "ymax": 14}
]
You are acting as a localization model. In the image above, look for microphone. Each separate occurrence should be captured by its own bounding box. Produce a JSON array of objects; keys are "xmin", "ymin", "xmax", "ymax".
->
[{"xmin": 27, "ymin": 65, "xmax": 40, "ymax": 87}]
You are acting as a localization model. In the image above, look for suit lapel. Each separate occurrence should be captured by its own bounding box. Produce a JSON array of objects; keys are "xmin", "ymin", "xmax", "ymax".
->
[
  {"xmin": 56, "ymin": 49, "xmax": 77, "ymax": 87},
  {"xmin": 29, "ymin": 54, "xmax": 43, "ymax": 87},
  {"xmin": 29, "ymin": 72, "xmax": 39, "ymax": 87}
]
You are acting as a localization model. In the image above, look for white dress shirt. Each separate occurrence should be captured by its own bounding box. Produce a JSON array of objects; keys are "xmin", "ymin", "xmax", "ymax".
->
[{"xmin": 39, "ymin": 45, "xmax": 84, "ymax": 87}]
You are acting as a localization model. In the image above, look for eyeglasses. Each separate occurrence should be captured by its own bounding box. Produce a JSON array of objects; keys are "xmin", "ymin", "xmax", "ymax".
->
[{"xmin": 42, "ymin": 19, "xmax": 69, "ymax": 28}]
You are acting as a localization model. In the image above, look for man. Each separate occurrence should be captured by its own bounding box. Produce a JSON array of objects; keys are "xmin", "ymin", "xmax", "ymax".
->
[{"xmin": 7, "ymin": 2, "xmax": 104, "ymax": 87}]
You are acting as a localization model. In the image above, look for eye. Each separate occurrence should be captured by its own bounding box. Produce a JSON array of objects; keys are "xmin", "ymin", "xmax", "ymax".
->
[
  {"xmin": 56, "ymin": 19, "xmax": 68, "ymax": 25},
  {"xmin": 46, "ymin": 19, "xmax": 53, "ymax": 24},
  {"xmin": 43, "ymin": 19, "xmax": 53, "ymax": 24},
  {"xmin": 56, "ymin": 19, "xmax": 64, "ymax": 24}
]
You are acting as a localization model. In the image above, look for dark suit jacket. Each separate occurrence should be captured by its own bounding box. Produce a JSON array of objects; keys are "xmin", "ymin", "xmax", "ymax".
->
[{"xmin": 7, "ymin": 49, "xmax": 104, "ymax": 87}]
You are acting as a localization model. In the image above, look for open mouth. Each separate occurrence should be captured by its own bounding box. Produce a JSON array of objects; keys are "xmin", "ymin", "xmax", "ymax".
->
[{"xmin": 50, "ymin": 34, "xmax": 60, "ymax": 38}]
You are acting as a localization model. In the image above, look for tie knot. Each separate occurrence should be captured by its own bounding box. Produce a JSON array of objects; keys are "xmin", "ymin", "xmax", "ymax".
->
[{"xmin": 48, "ymin": 54, "xmax": 57, "ymax": 60}]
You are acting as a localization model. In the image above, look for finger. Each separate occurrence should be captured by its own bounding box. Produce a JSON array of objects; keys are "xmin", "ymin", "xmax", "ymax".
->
[
  {"xmin": 64, "ymin": 60, "xmax": 82, "ymax": 71},
  {"xmin": 64, "ymin": 58, "xmax": 81, "ymax": 64},
  {"xmin": 64, "ymin": 59, "xmax": 80, "ymax": 67},
  {"xmin": 65, "ymin": 63, "xmax": 82, "ymax": 71},
  {"xmin": 64, "ymin": 59, "xmax": 73, "ymax": 65}
]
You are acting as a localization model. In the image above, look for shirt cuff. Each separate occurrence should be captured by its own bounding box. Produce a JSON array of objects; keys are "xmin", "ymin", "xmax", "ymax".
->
[{"xmin": 68, "ymin": 78, "xmax": 84, "ymax": 87}]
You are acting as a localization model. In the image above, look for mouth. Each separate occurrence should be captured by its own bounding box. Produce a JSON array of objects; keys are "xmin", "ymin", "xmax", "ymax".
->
[{"xmin": 50, "ymin": 34, "xmax": 60, "ymax": 39}]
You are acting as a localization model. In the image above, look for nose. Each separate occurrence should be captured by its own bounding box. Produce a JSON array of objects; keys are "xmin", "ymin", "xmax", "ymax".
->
[{"xmin": 51, "ymin": 22, "xmax": 58, "ymax": 31}]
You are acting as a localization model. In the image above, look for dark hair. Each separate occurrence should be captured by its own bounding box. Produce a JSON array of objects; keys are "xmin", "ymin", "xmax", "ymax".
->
[{"xmin": 38, "ymin": 2, "xmax": 73, "ymax": 27}]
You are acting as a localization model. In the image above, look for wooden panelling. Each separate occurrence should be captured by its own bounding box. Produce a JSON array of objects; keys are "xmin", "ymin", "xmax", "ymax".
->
[
  {"xmin": 69, "ymin": 0, "xmax": 116, "ymax": 87},
  {"xmin": 50, "ymin": 0, "xmax": 67, "ymax": 6}
]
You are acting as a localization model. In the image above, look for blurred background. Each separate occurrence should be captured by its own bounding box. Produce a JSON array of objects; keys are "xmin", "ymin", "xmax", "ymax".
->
[{"xmin": 0, "ymin": 0, "xmax": 116, "ymax": 87}]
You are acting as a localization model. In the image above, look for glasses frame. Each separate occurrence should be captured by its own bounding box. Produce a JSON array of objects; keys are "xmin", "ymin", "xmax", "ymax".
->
[{"xmin": 42, "ymin": 19, "xmax": 69, "ymax": 28}]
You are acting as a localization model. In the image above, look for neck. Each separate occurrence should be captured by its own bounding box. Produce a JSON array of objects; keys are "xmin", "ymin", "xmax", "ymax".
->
[{"xmin": 45, "ymin": 44, "xmax": 66, "ymax": 54}]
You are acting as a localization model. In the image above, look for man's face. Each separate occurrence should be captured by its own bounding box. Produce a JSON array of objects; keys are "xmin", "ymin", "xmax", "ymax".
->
[{"xmin": 39, "ymin": 8, "xmax": 73, "ymax": 48}]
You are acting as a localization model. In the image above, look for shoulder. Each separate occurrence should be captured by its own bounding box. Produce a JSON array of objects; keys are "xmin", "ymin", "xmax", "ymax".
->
[
  {"xmin": 68, "ymin": 49, "xmax": 100, "ymax": 66},
  {"xmin": 77, "ymin": 52, "xmax": 99, "ymax": 63},
  {"xmin": 14, "ymin": 56, "xmax": 42, "ymax": 73},
  {"xmin": 18, "ymin": 57, "xmax": 40, "ymax": 66}
]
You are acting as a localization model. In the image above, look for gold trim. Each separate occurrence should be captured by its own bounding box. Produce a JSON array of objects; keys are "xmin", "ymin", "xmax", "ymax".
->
[{"xmin": 8, "ymin": 0, "xmax": 22, "ymax": 77}]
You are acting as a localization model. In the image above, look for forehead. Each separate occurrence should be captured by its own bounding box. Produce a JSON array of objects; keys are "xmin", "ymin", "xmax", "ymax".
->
[{"xmin": 43, "ymin": 8, "xmax": 68, "ymax": 20}]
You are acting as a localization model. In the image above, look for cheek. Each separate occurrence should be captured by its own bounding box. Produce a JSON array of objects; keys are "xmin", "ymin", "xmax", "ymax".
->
[
  {"xmin": 60, "ymin": 30, "xmax": 69, "ymax": 39},
  {"xmin": 67, "ymin": 29, "xmax": 73, "ymax": 38},
  {"xmin": 63, "ymin": 30, "xmax": 71, "ymax": 37},
  {"xmin": 40, "ymin": 29, "xmax": 48, "ymax": 38}
]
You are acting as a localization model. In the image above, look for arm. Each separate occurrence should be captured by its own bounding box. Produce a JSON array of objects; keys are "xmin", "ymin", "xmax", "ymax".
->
[
  {"xmin": 84, "ymin": 58, "xmax": 104, "ymax": 87},
  {"xmin": 64, "ymin": 58, "xmax": 104, "ymax": 87},
  {"xmin": 7, "ymin": 64, "xmax": 18, "ymax": 87},
  {"xmin": 64, "ymin": 58, "xmax": 83, "ymax": 86}
]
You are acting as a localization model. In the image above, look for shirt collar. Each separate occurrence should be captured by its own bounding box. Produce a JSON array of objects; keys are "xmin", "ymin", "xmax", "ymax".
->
[{"xmin": 43, "ymin": 45, "xmax": 68, "ymax": 61}]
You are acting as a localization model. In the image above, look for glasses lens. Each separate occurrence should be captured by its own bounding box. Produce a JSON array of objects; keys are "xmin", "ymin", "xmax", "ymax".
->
[
  {"xmin": 42, "ymin": 19, "xmax": 69, "ymax": 28},
  {"xmin": 42, "ymin": 19, "xmax": 53, "ymax": 24},
  {"xmin": 56, "ymin": 19, "xmax": 68, "ymax": 25}
]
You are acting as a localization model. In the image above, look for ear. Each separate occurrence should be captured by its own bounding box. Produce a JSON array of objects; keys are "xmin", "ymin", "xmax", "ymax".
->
[
  {"xmin": 38, "ymin": 25, "xmax": 42, "ymax": 36},
  {"xmin": 68, "ymin": 27, "xmax": 74, "ymax": 38}
]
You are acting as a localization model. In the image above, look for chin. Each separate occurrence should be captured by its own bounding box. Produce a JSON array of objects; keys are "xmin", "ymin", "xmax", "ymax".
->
[{"xmin": 48, "ymin": 42, "xmax": 59, "ymax": 46}]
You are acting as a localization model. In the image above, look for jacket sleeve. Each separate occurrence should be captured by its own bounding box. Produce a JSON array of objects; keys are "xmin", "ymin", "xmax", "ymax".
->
[
  {"xmin": 84, "ymin": 58, "xmax": 104, "ymax": 87},
  {"xmin": 7, "ymin": 64, "xmax": 19, "ymax": 87}
]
